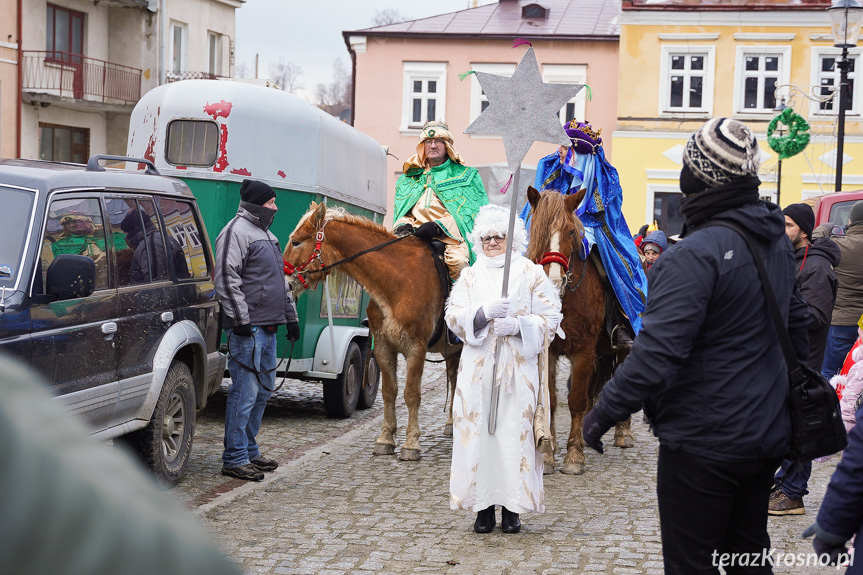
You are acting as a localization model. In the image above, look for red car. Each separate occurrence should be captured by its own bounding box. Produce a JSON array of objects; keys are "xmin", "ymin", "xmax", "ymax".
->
[{"xmin": 808, "ymin": 189, "xmax": 863, "ymax": 236}]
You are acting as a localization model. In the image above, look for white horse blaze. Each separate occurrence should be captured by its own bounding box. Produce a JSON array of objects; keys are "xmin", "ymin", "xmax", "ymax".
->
[{"xmin": 549, "ymin": 231, "xmax": 564, "ymax": 290}]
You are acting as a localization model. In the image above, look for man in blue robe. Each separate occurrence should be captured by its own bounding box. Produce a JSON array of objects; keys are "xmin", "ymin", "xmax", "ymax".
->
[{"xmin": 520, "ymin": 120, "xmax": 648, "ymax": 346}]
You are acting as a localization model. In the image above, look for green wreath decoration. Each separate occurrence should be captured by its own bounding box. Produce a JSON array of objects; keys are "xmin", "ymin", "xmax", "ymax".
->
[{"xmin": 767, "ymin": 107, "xmax": 810, "ymax": 160}]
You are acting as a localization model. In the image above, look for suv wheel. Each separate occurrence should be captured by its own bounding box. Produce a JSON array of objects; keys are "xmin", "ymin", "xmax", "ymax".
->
[
  {"xmin": 323, "ymin": 342, "xmax": 362, "ymax": 418},
  {"xmin": 126, "ymin": 361, "xmax": 195, "ymax": 487}
]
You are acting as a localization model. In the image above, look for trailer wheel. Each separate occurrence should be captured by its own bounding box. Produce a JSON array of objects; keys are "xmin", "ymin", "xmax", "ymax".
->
[
  {"xmin": 357, "ymin": 346, "xmax": 380, "ymax": 410},
  {"xmin": 323, "ymin": 341, "xmax": 362, "ymax": 418}
]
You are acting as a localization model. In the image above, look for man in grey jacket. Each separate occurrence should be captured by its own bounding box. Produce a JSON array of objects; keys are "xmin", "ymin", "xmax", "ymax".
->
[{"xmin": 216, "ymin": 179, "xmax": 299, "ymax": 481}]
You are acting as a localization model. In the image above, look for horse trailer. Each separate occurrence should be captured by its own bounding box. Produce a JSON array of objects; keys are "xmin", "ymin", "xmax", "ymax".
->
[{"xmin": 127, "ymin": 79, "xmax": 386, "ymax": 417}]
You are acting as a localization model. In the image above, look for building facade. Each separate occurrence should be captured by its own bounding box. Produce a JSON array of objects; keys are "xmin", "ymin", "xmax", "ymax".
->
[
  {"xmin": 344, "ymin": 0, "xmax": 621, "ymax": 221},
  {"xmin": 17, "ymin": 0, "xmax": 240, "ymax": 162},
  {"xmin": 615, "ymin": 0, "xmax": 851, "ymax": 236},
  {"xmin": 0, "ymin": 0, "xmax": 19, "ymax": 159}
]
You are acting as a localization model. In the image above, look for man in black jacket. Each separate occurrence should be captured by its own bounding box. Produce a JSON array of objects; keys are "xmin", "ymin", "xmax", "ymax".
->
[
  {"xmin": 769, "ymin": 203, "xmax": 841, "ymax": 516},
  {"xmin": 583, "ymin": 118, "xmax": 811, "ymax": 574}
]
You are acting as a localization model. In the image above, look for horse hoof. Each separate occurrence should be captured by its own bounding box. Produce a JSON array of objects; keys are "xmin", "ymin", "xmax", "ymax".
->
[
  {"xmin": 614, "ymin": 435, "xmax": 634, "ymax": 448},
  {"xmin": 373, "ymin": 443, "xmax": 395, "ymax": 456},
  {"xmin": 443, "ymin": 423, "xmax": 453, "ymax": 437},
  {"xmin": 543, "ymin": 461, "xmax": 556, "ymax": 475},
  {"xmin": 399, "ymin": 448, "xmax": 421, "ymax": 461},
  {"xmin": 561, "ymin": 462, "xmax": 585, "ymax": 475}
]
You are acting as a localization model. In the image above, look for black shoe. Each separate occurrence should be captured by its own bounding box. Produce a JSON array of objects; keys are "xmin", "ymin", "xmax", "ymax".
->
[
  {"xmin": 221, "ymin": 463, "xmax": 264, "ymax": 481},
  {"xmin": 473, "ymin": 505, "xmax": 496, "ymax": 533},
  {"xmin": 250, "ymin": 455, "xmax": 278, "ymax": 472},
  {"xmin": 612, "ymin": 325, "xmax": 633, "ymax": 349},
  {"xmin": 501, "ymin": 507, "xmax": 521, "ymax": 534}
]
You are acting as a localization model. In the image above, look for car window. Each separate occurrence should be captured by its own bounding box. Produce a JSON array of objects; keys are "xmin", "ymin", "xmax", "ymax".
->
[
  {"xmin": 38, "ymin": 197, "xmax": 109, "ymax": 292},
  {"xmin": 115, "ymin": 198, "xmax": 170, "ymax": 285},
  {"xmin": 830, "ymin": 200, "xmax": 858, "ymax": 226},
  {"xmin": 158, "ymin": 198, "xmax": 207, "ymax": 279},
  {"xmin": 0, "ymin": 186, "xmax": 35, "ymax": 290}
]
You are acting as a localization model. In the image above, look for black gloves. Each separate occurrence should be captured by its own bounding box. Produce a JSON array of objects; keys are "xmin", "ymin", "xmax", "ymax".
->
[
  {"xmin": 286, "ymin": 321, "xmax": 300, "ymax": 343},
  {"xmin": 232, "ymin": 323, "xmax": 252, "ymax": 337},
  {"xmin": 394, "ymin": 224, "xmax": 414, "ymax": 237},
  {"xmin": 415, "ymin": 221, "xmax": 444, "ymax": 241},
  {"xmin": 582, "ymin": 407, "xmax": 616, "ymax": 454},
  {"xmin": 802, "ymin": 523, "xmax": 849, "ymax": 565}
]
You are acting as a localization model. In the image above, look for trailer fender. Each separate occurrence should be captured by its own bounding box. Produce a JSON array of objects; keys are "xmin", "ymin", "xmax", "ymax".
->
[{"xmin": 312, "ymin": 326, "xmax": 370, "ymax": 375}]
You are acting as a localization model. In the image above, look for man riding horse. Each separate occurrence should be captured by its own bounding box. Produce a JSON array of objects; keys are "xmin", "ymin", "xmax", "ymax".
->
[
  {"xmin": 520, "ymin": 119, "xmax": 648, "ymax": 347},
  {"xmin": 393, "ymin": 120, "xmax": 488, "ymax": 282}
]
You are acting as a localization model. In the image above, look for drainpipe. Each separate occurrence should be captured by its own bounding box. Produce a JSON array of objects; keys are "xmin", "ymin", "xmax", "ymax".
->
[
  {"xmin": 159, "ymin": 0, "xmax": 166, "ymax": 84},
  {"xmin": 342, "ymin": 34, "xmax": 356, "ymax": 126},
  {"xmin": 16, "ymin": 0, "xmax": 22, "ymax": 158}
]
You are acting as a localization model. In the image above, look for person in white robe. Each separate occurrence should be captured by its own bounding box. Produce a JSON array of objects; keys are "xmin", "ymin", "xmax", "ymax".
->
[{"xmin": 445, "ymin": 204, "xmax": 562, "ymax": 534}]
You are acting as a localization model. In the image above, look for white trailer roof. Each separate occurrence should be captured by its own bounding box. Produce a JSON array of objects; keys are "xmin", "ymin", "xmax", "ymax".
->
[{"xmin": 127, "ymin": 80, "xmax": 387, "ymax": 214}]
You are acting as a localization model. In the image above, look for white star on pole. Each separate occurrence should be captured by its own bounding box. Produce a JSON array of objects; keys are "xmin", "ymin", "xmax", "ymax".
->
[{"xmin": 464, "ymin": 47, "xmax": 583, "ymax": 173}]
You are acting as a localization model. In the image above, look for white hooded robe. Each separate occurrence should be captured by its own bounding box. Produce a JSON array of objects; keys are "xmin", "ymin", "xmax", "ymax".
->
[{"xmin": 445, "ymin": 253, "xmax": 561, "ymax": 513}]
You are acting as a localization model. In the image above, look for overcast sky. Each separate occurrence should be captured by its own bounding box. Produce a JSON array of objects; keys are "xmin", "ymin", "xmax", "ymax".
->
[{"xmin": 235, "ymin": 0, "xmax": 496, "ymax": 102}]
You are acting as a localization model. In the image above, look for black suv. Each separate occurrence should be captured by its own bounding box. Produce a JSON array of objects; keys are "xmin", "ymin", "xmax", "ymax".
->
[{"xmin": 0, "ymin": 156, "xmax": 224, "ymax": 486}]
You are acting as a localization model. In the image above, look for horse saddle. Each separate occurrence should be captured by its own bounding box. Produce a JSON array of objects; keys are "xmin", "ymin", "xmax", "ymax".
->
[{"xmin": 424, "ymin": 239, "xmax": 454, "ymax": 348}]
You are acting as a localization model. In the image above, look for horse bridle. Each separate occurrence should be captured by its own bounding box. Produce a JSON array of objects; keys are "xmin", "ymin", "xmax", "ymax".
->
[
  {"xmin": 536, "ymin": 229, "xmax": 588, "ymax": 293},
  {"xmin": 284, "ymin": 219, "xmax": 413, "ymax": 291}
]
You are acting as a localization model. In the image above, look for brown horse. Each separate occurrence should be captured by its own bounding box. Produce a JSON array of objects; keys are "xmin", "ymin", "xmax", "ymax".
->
[
  {"xmin": 526, "ymin": 188, "xmax": 633, "ymax": 475},
  {"xmin": 284, "ymin": 201, "xmax": 460, "ymax": 461}
]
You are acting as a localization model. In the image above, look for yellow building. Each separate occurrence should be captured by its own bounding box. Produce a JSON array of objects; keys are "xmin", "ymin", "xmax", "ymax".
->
[{"xmin": 615, "ymin": 0, "xmax": 858, "ymax": 236}]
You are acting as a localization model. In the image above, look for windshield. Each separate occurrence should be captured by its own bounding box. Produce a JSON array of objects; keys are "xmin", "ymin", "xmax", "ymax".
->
[
  {"xmin": 830, "ymin": 200, "xmax": 859, "ymax": 226},
  {"xmin": 0, "ymin": 187, "xmax": 36, "ymax": 290}
]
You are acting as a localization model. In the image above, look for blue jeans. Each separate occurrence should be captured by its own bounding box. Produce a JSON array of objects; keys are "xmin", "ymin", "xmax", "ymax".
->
[
  {"xmin": 222, "ymin": 327, "xmax": 277, "ymax": 468},
  {"xmin": 773, "ymin": 459, "xmax": 812, "ymax": 500},
  {"xmin": 821, "ymin": 324, "xmax": 859, "ymax": 379}
]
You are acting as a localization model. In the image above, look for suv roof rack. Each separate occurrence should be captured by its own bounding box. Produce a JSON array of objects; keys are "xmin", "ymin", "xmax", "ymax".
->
[{"xmin": 87, "ymin": 155, "xmax": 160, "ymax": 176}]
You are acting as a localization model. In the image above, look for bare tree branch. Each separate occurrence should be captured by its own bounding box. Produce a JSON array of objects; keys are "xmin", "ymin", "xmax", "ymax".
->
[
  {"xmin": 315, "ymin": 58, "xmax": 352, "ymax": 119},
  {"xmin": 372, "ymin": 8, "xmax": 406, "ymax": 26},
  {"xmin": 269, "ymin": 58, "xmax": 304, "ymax": 93}
]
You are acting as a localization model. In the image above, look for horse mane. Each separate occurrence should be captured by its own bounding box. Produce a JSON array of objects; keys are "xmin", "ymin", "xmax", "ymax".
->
[
  {"xmin": 525, "ymin": 190, "xmax": 584, "ymax": 262},
  {"xmin": 324, "ymin": 206, "xmax": 391, "ymax": 236}
]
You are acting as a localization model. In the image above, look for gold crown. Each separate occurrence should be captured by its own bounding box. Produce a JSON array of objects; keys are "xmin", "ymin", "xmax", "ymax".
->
[
  {"xmin": 567, "ymin": 119, "xmax": 602, "ymax": 140},
  {"xmin": 422, "ymin": 120, "xmax": 449, "ymax": 132}
]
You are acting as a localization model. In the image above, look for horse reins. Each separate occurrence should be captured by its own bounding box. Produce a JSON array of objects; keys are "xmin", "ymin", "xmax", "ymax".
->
[{"xmin": 285, "ymin": 222, "xmax": 413, "ymax": 291}]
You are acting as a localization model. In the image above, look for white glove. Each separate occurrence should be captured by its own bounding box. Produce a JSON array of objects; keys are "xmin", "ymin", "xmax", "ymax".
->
[
  {"xmin": 483, "ymin": 298, "xmax": 511, "ymax": 319},
  {"xmin": 493, "ymin": 317, "xmax": 520, "ymax": 337}
]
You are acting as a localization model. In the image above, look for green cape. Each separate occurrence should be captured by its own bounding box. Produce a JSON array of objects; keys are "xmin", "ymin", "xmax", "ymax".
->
[{"xmin": 393, "ymin": 159, "xmax": 488, "ymax": 263}]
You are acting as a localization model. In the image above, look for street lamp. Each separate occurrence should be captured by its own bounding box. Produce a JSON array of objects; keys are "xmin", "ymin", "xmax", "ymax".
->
[
  {"xmin": 828, "ymin": 0, "xmax": 863, "ymax": 192},
  {"xmin": 773, "ymin": 97, "xmax": 788, "ymax": 205}
]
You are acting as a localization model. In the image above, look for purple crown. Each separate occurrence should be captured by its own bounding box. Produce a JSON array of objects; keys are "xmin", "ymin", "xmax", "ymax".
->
[{"xmin": 564, "ymin": 119, "xmax": 602, "ymax": 155}]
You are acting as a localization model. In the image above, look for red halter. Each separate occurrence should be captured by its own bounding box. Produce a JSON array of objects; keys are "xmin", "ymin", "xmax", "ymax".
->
[
  {"xmin": 536, "ymin": 251, "xmax": 570, "ymax": 272},
  {"xmin": 284, "ymin": 227, "xmax": 328, "ymax": 291}
]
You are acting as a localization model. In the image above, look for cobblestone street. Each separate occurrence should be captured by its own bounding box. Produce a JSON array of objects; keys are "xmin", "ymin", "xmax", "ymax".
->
[{"xmin": 172, "ymin": 358, "xmax": 849, "ymax": 574}]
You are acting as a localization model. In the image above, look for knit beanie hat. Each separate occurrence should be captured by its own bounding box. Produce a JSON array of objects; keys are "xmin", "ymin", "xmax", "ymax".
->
[
  {"xmin": 239, "ymin": 179, "xmax": 276, "ymax": 206},
  {"xmin": 850, "ymin": 200, "xmax": 863, "ymax": 226},
  {"xmin": 783, "ymin": 203, "xmax": 815, "ymax": 239},
  {"xmin": 682, "ymin": 118, "xmax": 761, "ymax": 190}
]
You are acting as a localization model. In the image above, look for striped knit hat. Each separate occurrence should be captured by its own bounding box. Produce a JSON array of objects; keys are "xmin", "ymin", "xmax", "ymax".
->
[{"xmin": 682, "ymin": 118, "xmax": 760, "ymax": 189}]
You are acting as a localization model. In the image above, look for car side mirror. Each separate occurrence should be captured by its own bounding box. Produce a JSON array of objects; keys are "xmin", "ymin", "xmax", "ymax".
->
[
  {"xmin": 831, "ymin": 224, "xmax": 847, "ymax": 237},
  {"xmin": 46, "ymin": 255, "xmax": 96, "ymax": 300}
]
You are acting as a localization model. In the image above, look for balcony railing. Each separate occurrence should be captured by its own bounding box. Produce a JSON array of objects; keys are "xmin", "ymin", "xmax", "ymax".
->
[
  {"xmin": 166, "ymin": 71, "xmax": 220, "ymax": 83},
  {"xmin": 22, "ymin": 51, "xmax": 142, "ymax": 105}
]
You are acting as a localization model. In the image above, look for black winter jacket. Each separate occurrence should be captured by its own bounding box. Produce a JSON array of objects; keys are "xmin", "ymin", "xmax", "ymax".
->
[
  {"xmin": 595, "ymin": 201, "xmax": 811, "ymax": 462},
  {"xmin": 816, "ymin": 404, "xmax": 863, "ymax": 574},
  {"xmin": 794, "ymin": 237, "xmax": 840, "ymax": 370}
]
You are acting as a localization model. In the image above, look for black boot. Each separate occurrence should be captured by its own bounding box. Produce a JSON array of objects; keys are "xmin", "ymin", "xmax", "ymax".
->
[
  {"xmin": 501, "ymin": 507, "xmax": 521, "ymax": 534},
  {"xmin": 473, "ymin": 505, "xmax": 495, "ymax": 533},
  {"xmin": 612, "ymin": 325, "xmax": 633, "ymax": 349}
]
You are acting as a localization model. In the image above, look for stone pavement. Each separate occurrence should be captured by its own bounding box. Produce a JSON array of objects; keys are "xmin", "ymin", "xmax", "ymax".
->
[{"xmin": 173, "ymin": 358, "xmax": 851, "ymax": 574}]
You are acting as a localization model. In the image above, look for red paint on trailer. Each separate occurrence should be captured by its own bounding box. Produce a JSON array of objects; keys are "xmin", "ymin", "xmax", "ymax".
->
[
  {"xmin": 230, "ymin": 168, "xmax": 251, "ymax": 176},
  {"xmin": 203, "ymin": 100, "xmax": 233, "ymax": 119}
]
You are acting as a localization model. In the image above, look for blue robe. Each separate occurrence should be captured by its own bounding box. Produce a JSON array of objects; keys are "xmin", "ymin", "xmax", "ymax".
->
[{"xmin": 520, "ymin": 148, "xmax": 648, "ymax": 334}]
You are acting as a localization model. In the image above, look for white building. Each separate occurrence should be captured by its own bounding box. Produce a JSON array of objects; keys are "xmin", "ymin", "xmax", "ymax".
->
[{"xmin": 19, "ymin": 0, "xmax": 242, "ymax": 161}]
